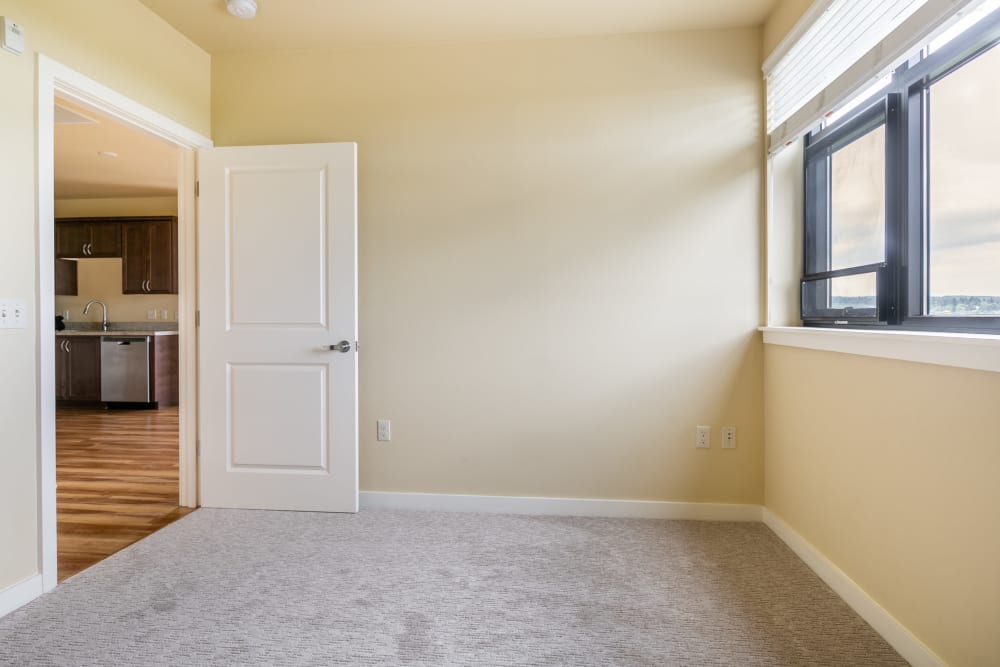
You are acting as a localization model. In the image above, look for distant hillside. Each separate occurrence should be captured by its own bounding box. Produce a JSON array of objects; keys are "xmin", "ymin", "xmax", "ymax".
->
[{"xmin": 831, "ymin": 295, "xmax": 1000, "ymax": 315}]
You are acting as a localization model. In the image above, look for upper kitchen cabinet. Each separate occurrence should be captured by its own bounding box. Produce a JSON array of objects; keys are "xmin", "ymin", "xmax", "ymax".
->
[
  {"xmin": 122, "ymin": 217, "xmax": 177, "ymax": 294},
  {"xmin": 55, "ymin": 258, "xmax": 78, "ymax": 295},
  {"xmin": 55, "ymin": 219, "xmax": 121, "ymax": 258}
]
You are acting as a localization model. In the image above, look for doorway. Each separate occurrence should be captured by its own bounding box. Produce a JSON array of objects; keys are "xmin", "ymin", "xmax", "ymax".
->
[
  {"xmin": 36, "ymin": 56, "xmax": 211, "ymax": 591},
  {"xmin": 52, "ymin": 96, "xmax": 189, "ymax": 581}
]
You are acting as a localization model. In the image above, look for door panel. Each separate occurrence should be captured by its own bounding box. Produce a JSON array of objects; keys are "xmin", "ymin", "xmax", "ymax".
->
[
  {"xmin": 229, "ymin": 169, "xmax": 326, "ymax": 327},
  {"xmin": 198, "ymin": 143, "xmax": 358, "ymax": 512},
  {"xmin": 228, "ymin": 364, "xmax": 328, "ymax": 470}
]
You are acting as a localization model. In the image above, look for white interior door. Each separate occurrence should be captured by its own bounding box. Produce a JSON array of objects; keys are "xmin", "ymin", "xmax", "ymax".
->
[{"xmin": 197, "ymin": 143, "xmax": 358, "ymax": 512}]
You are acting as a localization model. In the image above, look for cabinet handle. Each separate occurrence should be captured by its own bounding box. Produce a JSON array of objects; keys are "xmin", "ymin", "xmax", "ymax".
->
[
  {"xmin": 142, "ymin": 279, "xmax": 149, "ymax": 292},
  {"xmin": 65, "ymin": 340, "xmax": 71, "ymax": 352},
  {"xmin": 84, "ymin": 242, "xmax": 92, "ymax": 256}
]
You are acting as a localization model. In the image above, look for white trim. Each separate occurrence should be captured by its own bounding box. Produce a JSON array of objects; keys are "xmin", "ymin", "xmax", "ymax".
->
[
  {"xmin": 36, "ymin": 55, "xmax": 212, "ymax": 590},
  {"xmin": 0, "ymin": 576, "xmax": 43, "ymax": 619},
  {"xmin": 762, "ymin": 509, "xmax": 947, "ymax": 667},
  {"xmin": 177, "ymin": 150, "xmax": 198, "ymax": 507},
  {"xmin": 761, "ymin": 326, "xmax": 1000, "ymax": 373},
  {"xmin": 766, "ymin": 0, "xmax": 984, "ymax": 152},
  {"xmin": 763, "ymin": 0, "xmax": 835, "ymax": 75},
  {"xmin": 360, "ymin": 492, "xmax": 763, "ymax": 521}
]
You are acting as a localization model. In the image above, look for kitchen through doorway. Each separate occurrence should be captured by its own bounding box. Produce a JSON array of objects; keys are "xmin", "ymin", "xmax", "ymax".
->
[{"xmin": 52, "ymin": 95, "xmax": 190, "ymax": 581}]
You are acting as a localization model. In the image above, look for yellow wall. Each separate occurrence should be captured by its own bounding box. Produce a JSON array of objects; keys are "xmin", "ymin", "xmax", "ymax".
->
[
  {"xmin": 765, "ymin": 346, "xmax": 1000, "ymax": 666},
  {"xmin": 213, "ymin": 28, "xmax": 766, "ymax": 501},
  {"xmin": 0, "ymin": 1, "xmax": 208, "ymax": 593}
]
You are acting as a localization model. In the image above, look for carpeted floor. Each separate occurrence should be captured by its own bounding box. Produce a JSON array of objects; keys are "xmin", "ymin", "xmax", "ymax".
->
[{"xmin": 0, "ymin": 509, "xmax": 906, "ymax": 666}]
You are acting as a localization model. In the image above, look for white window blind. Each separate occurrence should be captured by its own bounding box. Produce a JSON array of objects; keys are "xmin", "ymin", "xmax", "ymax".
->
[{"xmin": 764, "ymin": 0, "xmax": 985, "ymax": 153}]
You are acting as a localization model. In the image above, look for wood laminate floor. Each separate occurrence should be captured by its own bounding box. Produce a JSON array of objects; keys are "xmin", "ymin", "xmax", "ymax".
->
[{"xmin": 56, "ymin": 406, "xmax": 193, "ymax": 581}]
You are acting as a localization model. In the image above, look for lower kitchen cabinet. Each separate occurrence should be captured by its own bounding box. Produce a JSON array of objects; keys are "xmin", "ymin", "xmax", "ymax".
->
[
  {"xmin": 149, "ymin": 335, "xmax": 179, "ymax": 407},
  {"xmin": 56, "ymin": 334, "xmax": 178, "ymax": 407},
  {"xmin": 55, "ymin": 336, "xmax": 101, "ymax": 402}
]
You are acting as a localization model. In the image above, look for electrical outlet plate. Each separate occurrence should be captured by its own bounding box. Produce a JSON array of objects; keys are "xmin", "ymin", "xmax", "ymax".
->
[
  {"xmin": 722, "ymin": 426, "xmax": 737, "ymax": 449},
  {"xmin": 696, "ymin": 425, "xmax": 710, "ymax": 449},
  {"xmin": 377, "ymin": 419, "xmax": 391, "ymax": 442}
]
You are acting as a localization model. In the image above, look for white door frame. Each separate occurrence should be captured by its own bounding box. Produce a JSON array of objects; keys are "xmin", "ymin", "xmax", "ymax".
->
[{"xmin": 35, "ymin": 55, "xmax": 212, "ymax": 591}]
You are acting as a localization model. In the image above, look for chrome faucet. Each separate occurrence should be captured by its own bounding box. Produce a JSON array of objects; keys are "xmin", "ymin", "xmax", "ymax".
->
[{"xmin": 83, "ymin": 300, "xmax": 109, "ymax": 331}]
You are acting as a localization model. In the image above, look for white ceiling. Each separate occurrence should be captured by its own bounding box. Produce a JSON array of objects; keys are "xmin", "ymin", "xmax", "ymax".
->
[
  {"xmin": 139, "ymin": 0, "xmax": 781, "ymax": 54},
  {"xmin": 54, "ymin": 97, "xmax": 178, "ymax": 199}
]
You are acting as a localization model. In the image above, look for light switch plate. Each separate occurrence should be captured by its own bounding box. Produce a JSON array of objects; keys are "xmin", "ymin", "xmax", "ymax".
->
[
  {"xmin": 0, "ymin": 298, "xmax": 26, "ymax": 329},
  {"xmin": 1, "ymin": 17, "xmax": 25, "ymax": 56}
]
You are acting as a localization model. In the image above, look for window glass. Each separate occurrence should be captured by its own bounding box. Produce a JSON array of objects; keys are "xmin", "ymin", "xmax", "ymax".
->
[
  {"xmin": 830, "ymin": 126, "xmax": 886, "ymax": 271},
  {"xmin": 927, "ymin": 44, "xmax": 1000, "ymax": 316},
  {"xmin": 830, "ymin": 272, "xmax": 877, "ymax": 310}
]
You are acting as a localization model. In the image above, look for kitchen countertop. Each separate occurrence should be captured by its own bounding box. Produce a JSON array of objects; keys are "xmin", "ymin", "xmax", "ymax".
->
[{"xmin": 57, "ymin": 329, "xmax": 178, "ymax": 337}]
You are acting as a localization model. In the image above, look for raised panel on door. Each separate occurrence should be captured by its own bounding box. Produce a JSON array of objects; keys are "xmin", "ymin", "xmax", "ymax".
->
[
  {"xmin": 66, "ymin": 337, "xmax": 101, "ymax": 401},
  {"xmin": 55, "ymin": 222, "xmax": 88, "ymax": 258},
  {"xmin": 145, "ymin": 219, "xmax": 176, "ymax": 293},
  {"xmin": 229, "ymin": 169, "xmax": 326, "ymax": 328},
  {"xmin": 87, "ymin": 221, "xmax": 122, "ymax": 257},
  {"xmin": 55, "ymin": 258, "xmax": 78, "ymax": 296},
  {"xmin": 121, "ymin": 222, "xmax": 150, "ymax": 294}
]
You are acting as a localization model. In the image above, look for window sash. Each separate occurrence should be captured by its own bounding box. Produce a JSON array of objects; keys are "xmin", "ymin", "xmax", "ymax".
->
[{"xmin": 801, "ymin": 13, "xmax": 1000, "ymax": 333}]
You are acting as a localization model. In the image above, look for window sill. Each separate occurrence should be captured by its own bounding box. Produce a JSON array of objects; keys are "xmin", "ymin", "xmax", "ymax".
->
[{"xmin": 760, "ymin": 326, "xmax": 1000, "ymax": 374}]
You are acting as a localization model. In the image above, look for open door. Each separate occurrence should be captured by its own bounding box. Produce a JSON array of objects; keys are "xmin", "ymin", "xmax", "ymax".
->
[{"xmin": 197, "ymin": 143, "xmax": 358, "ymax": 512}]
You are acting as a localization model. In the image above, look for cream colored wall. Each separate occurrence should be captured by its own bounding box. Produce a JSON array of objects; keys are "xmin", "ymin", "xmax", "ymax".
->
[
  {"xmin": 55, "ymin": 198, "xmax": 179, "ymax": 325},
  {"xmin": 765, "ymin": 346, "xmax": 1000, "ymax": 666},
  {"xmin": 762, "ymin": 0, "xmax": 814, "ymax": 60},
  {"xmin": 213, "ymin": 28, "xmax": 766, "ymax": 501},
  {"xmin": 0, "ymin": 1, "xmax": 208, "ymax": 593}
]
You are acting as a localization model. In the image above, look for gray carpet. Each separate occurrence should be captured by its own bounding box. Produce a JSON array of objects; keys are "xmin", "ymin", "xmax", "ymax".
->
[{"xmin": 0, "ymin": 509, "xmax": 906, "ymax": 666}]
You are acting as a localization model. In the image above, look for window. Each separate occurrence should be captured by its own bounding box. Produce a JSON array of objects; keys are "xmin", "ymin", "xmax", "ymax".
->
[{"xmin": 802, "ymin": 9, "xmax": 1000, "ymax": 332}]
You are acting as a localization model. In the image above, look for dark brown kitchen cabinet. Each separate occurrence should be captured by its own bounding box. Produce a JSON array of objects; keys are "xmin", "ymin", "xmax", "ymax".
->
[
  {"xmin": 122, "ymin": 217, "xmax": 177, "ymax": 294},
  {"xmin": 55, "ymin": 219, "xmax": 121, "ymax": 258},
  {"xmin": 55, "ymin": 336, "xmax": 101, "ymax": 402},
  {"xmin": 55, "ymin": 258, "xmax": 78, "ymax": 295}
]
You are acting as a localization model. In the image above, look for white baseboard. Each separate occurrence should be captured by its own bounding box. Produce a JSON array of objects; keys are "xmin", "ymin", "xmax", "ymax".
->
[
  {"xmin": 762, "ymin": 509, "xmax": 946, "ymax": 667},
  {"xmin": 0, "ymin": 575, "xmax": 43, "ymax": 619},
  {"xmin": 360, "ymin": 491, "xmax": 762, "ymax": 521}
]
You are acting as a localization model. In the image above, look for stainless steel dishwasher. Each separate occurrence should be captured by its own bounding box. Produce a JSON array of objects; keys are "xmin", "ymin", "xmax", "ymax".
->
[{"xmin": 101, "ymin": 336, "xmax": 151, "ymax": 402}]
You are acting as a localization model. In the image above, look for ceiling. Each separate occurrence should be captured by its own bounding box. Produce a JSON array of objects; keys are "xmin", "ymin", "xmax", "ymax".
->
[
  {"xmin": 139, "ymin": 0, "xmax": 781, "ymax": 54},
  {"xmin": 54, "ymin": 97, "xmax": 178, "ymax": 199}
]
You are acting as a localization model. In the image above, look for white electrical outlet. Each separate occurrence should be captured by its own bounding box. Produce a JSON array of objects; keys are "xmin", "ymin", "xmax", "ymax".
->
[
  {"xmin": 161, "ymin": 309, "xmax": 169, "ymax": 320},
  {"xmin": 377, "ymin": 419, "xmax": 391, "ymax": 442},
  {"xmin": 696, "ymin": 425, "xmax": 710, "ymax": 449},
  {"xmin": 147, "ymin": 309, "xmax": 157, "ymax": 320},
  {"xmin": 0, "ymin": 299, "xmax": 26, "ymax": 329},
  {"xmin": 722, "ymin": 426, "xmax": 737, "ymax": 449}
]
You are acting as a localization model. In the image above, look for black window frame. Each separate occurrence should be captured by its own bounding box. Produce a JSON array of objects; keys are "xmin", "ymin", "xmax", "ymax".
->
[{"xmin": 801, "ymin": 10, "xmax": 1000, "ymax": 334}]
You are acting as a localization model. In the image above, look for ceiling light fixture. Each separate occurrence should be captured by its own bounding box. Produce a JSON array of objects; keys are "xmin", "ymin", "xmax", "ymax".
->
[
  {"xmin": 97, "ymin": 151, "xmax": 119, "ymax": 158},
  {"xmin": 226, "ymin": 0, "xmax": 257, "ymax": 19}
]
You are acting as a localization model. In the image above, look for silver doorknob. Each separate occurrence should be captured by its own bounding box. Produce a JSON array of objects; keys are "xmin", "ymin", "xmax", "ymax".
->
[{"xmin": 329, "ymin": 340, "xmax": 352, "ymax": 353}]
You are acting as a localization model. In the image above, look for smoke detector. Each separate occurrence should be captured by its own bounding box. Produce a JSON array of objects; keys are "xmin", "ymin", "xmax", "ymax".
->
[{"xmin": 226, "ymin": 0, "xmax": 257, "ymax": 19}]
